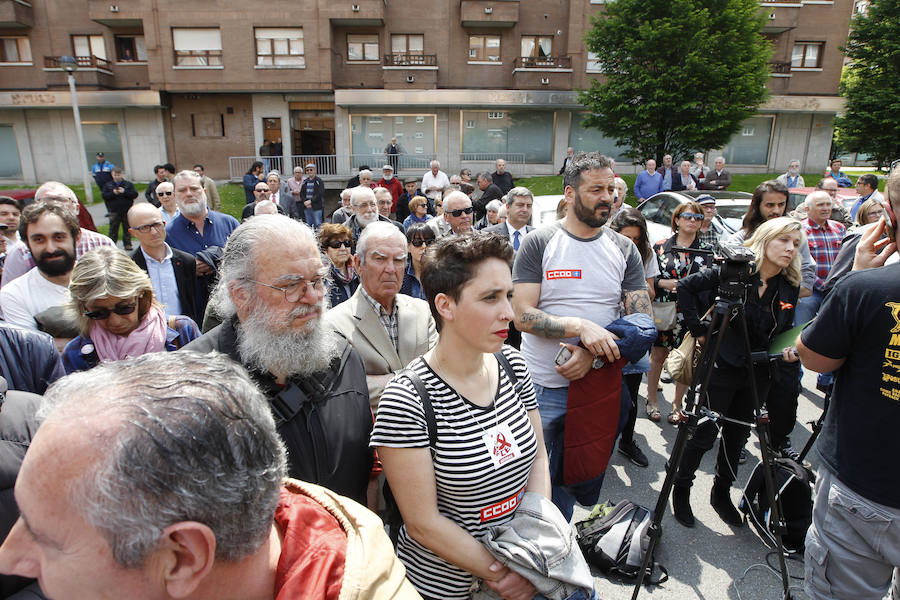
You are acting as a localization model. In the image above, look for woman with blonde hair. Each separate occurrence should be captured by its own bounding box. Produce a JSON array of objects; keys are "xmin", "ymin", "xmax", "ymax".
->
[
  {"xmin": 62, "ymin": 247, "xmax": 200, "ymax": 373},
  {"xmin": 855, "ymin": 198, "xmax": 885, "ymax": 227},
  {"xmin": 671, "ymin": 217, "xmax": 802, "ymax": 529}
]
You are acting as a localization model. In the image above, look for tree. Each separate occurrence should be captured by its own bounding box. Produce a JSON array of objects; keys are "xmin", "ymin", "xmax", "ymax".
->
[
  {"xmin": 578, "ymin": 0, "xmax": 772, "ymax": 163},
  {"xmin": 833, "ymin": 0, "xmax": 900, "ymax": 169}
]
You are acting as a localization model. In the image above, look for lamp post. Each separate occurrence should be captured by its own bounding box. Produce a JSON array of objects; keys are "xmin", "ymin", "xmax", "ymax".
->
[{"xmin": 59, "ymin": 55, "xmax": 93, "ymax": 204}]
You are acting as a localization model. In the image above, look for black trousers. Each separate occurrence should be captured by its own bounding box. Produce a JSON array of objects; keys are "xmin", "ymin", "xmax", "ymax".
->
[
  {"xmin": 107, "ymin": 209, "xmax": 131, "ymax": 246},
  {"xmin": 675, "ymin": 363, "xmax": 770, "ymax": 489},
  {"xmin": 766, "ymin": 361, "xmax": 800, "ymax": 449},
  {"xmin": 620, "ymin": 372, "xmax": 643, "ymax": 444}
]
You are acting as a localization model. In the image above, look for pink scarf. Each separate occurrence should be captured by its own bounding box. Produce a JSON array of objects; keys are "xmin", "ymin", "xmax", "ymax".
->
[{"xmin": 90, "ymin": 305, "xmax": 168, "ymax": 363}]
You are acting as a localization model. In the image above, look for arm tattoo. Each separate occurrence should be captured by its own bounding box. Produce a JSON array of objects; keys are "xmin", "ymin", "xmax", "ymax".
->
[
  {"xmin": 518, "ymin": 308, "xmax": 567, "ymax": 338},
  {"xmin": 624, "ymin": 289, "xmax": 653, "ymax": 316}
]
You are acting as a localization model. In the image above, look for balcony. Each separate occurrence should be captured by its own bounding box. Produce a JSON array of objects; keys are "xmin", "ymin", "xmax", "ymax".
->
[
  {"xmin": 87, "ymin": 0, "xmax": 143, "ymax": 26},
  {"xmin": 0, "ymin": 0, "xmax": 33, "ymax": 29},
  {"xmin": 460, "ymin": 0, "xmax": 519, "ymax": 28},
  {"xmin": 769, "ymin": 61, "xmax": 792, "ymax": 76},
  {"xmin": 512, "ymin": 56, "xmax": 572, "ymax": 89},
  {"xmin": 383, "ymin": 53, "xmax": 437, "ymax": 67},
  {"xmin": 43, "ymin": 56, "xmax": 115, "ymax": 89},
  {"xmin": 382, "ymin": 53, "xmax": 438, "ymax": 88},
  {"xmin": 760, "ymin": 3, "xmax": 800, "ymax": 32},
  {"xmin": 514, "ymin": 56, "xmax": 572, "ymax": 70},
  {"xmin": 321, "ymin": 0, "xmax": 384, "ymax": 26}
]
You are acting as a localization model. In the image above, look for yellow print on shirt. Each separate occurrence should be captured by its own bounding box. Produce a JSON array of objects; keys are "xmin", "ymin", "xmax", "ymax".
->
[{"xmin": 885, "ymin": 302, "xmax": 900, "ymax": 333}]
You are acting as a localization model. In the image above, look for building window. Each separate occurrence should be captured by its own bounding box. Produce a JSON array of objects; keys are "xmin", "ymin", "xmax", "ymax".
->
[
  {"xmin": 172, "ymin": 28, "xmax": 223, "ymax": 67},
  {"xmin": 391, "ymin": 34, "xmax": 424, "ymax": 55},
  {"xmin": 791, "ymin": 42, "xmax": 823, "ymax": 69},
  {"xmin": 350, "ymin": 114, "xmax": 435, "ymax": 169},
  {"xmin": 0, "ymin": 125, "xmax": 22, "ymax": 178},
  {"xmin": 521, "ymin": 36, "xmax": 552, "ymax": 59},
  {"xmin": 586, "ymin": 51, "xmax": 602, "ymax": 72},
  {"xmin": 72, "ymin": 34, "xmax": 106, "ymax": 60},
  {"xmin": 468, "ymin": 35, "xmax": 501, "ymax": 62},
  {"xmin": 255, "ymin": 28, "xmax": 304, "ymax": 67},
  {"xmin": 114, "ymin": 35, "xmax": 147, "ymax": 62},
  {"xmin": 0, "ymin": 37, "xmax": 31, "ymax": 64},
  {"xmin": 461, "ymin": 110, "xmax": 554, "ymax": 163},
  {"xmin": 191, "ymin": 113, "xmax": 226, "ymax": 137},
  {"xmin": 719, "ymin": 116, "xmax": 774, "ymax": 165},
  {"xmin": 569, "ymin": 113, "xmax": 632, "ymax": 162},
  {"xmin": 347, "ymin": 34, "xmax": 379, "ymax": 62}
]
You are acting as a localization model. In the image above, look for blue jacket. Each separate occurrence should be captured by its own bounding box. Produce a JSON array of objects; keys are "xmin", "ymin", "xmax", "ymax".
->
[
  {"xmin": 61, "ymin": 316, "xmax": 200, "ymax": 374},
  {"xmin": 0, "ymin": 324, "xmax": 64, "ymax": 394},
  {"xmin": 607, "ymin": 313, "xmax": 657, "ymax": 363}
]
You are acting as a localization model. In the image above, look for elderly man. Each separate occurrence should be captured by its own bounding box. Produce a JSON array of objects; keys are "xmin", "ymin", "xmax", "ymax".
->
[
  {"xmin": 558, "ymin": 147, "xmax": 575, "ymax": 175},
  {"xmin": 100, "ymin": 166, "xmax": 138, "ymax": 250},
  {"xmin": 421, "ymin": 160, "xmax": 450, "ymax": 206},
  {"xmin": 634, "ymin": 159, "xmax": 663, "ymax": 202},
  {"xmin": 376, "ymin": 164, "xmax": 403, "ymax": 215},
  {"xmin": 193, "ymin": 164, "xmax": 220, "ymax": 211},
  {"xmin": 396, "ymin": 178, "xmax": 425, "ymax": 223},
  {"xmin": 776, "ymin": 160, "xmax": 805, "ymax": 189},
  {"xmin": 299, "ymin": 163, "xmax": 326, "ymax": 227},
  {"xmin": 331, "ymin": 188, "xmax": 354, "ymax": 224},
  {"xmin": 704, "ymin": 157, "xmax": 731, "ymax": 190},
  {"xmin": 659, "ymin": 154, "xmax": 677, "ymax": 191},
  {"xmin": 344, "ymin": 186, "xmax": 403, "ymax": 243},
  {"xmin": 254, "ymin": 200, "xmax": 279, "ymax": 216},
  {"xmin": 156, "ymin": 180, "xmax": 179, "ymax": 222},
  {"xmin": 1, "ymin": 182, "xmax": 113, "ymax": 288},
  {"xmin": 184, "ymin": 215, "xmax": 376, "ymax": 505},
  {"xmin": 695, "ymin": 195, "xmax": 720, "ymax": 249},
  {"xmin": 326, "ymin": 222, "xmax": 436, "ymax": 410},
  {"xmin": 375, "ymin": 187, "xmax": 394, "ymax": 219},
  {"xmin": 491, "ymin": 158, "xmax": 514, "ymax": 194},
  {"xmin": 474, "ymin": 171, "xmax": 504, "ymax": 221},
  {"xmin": 438, "ymin": 190, "xmax": 474, "ymax": 236},
  {"xmin": 672, "ymin": 160, "xmax": 699, "ymax": 192},
  {"xmin": 242, "ymin": 180, "xmax": 274, "ymax": 221},
  {"xmin": 127, "ymin": 202, "xmax": 198, "ymax": 322},
  {"xmin": 797, "ymin": 191, "xmax": 845, "ymax": 326},
  {"xmin": 0, "ymin": 351, "xmax": 419, "ymax": 599}
]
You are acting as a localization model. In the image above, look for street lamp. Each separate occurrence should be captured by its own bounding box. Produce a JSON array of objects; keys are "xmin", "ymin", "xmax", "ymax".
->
[{"xmin": 59, "ymin": 55, "xmax": 93, "ymax": 204}]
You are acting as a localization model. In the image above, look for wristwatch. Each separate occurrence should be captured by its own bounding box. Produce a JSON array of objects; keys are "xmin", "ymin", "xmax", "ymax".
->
[{"xmin": 592, "ymin": 355, "xmax": 605, "ymax": 370}]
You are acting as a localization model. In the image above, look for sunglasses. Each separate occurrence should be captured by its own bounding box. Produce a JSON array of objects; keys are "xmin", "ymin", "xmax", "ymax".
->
[
  {"xmin": 159, "ymin": 191, "xmax": 174, "ymax": 196},
  {"xmin": 326, "ymin": 239, "xmax": 352, "ymax": 249},
  {"xmin": 410, "ymin": 238, "xmax": 436, "ymax": 247},
  {"xmin": 448, "ymin": 206, "xmax": 474, "ymax": 218},
  {"xmin": 255, "ymin": 188, "xmax": 269, "ymax": 193},
  {"xmin": 680, "ymin": 213, "xmax": 704, "ymax": 221},
  {"xmin": 84, "ymin": 302, "xmax": 137, "ymax": 320}
]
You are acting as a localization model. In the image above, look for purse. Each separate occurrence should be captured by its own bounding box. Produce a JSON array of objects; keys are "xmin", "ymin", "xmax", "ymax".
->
[
  {"xmin": 651, "ymin": 301, "xmax": 677, "ymax": 331},
  {"xmin": 665, "ymin": 332, "xmax": 699, "ymax": 385}
]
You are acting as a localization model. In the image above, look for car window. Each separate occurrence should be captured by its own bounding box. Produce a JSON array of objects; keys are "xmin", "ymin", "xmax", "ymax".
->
[
  {"xmin": 657, "ymin": 197, "xmax": 681, "ymax": 226},
  {"xmin": 640, "ymin": 197, "xmax": 664, "ymax": 222},
  {"xmin": 788, "ymin": 193, "xmax": 806, "ymax": 211}
]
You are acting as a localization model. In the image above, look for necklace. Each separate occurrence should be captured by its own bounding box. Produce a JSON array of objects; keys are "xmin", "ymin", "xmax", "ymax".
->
[{"xmin": 431, "ymin": 349, "xmax": 499, "ymax": 436}]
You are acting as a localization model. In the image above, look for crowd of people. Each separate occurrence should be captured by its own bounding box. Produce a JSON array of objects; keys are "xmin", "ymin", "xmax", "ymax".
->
[{"xmin": 0, "ymin": 150, "xmax": 895, "ymax": 600}]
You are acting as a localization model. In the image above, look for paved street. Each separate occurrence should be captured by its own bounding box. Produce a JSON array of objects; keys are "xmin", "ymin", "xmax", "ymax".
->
[{"xmin": 578, "ymin": 368, "xmax": 825, "ymax": 599}]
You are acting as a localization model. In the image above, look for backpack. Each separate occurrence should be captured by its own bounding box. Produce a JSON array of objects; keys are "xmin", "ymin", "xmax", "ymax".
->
[
  {"xmin": 739, "ymin": 457, "xmax": 813, "ymax": 554},
  {"xmin": 575, "ymin": 500, "xmax": 668, "ymax": 585}
]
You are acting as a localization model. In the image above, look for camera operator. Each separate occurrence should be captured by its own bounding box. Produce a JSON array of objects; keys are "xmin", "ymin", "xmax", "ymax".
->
[
  {"xmin": 671, "ymin": 217, "xmax": 802, "ymax": 528},
  {"xmin": 796, "ymin": 165, "xmax": 900, "ymax": 600}
]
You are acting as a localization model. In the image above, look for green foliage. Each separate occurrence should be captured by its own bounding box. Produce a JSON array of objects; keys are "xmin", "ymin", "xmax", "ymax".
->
[
  {"xmin": 833, "ymin": 0, "xmax": 900, "ymax": 168},
  {"xmin": 578, "ymin": 0, "xmax": 772, "ymax": 163}
]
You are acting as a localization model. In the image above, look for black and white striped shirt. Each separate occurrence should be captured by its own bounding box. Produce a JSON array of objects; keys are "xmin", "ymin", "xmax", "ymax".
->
[{"xmin": 370, "ymin": 345, "xmax": 539, "ymax": 599}]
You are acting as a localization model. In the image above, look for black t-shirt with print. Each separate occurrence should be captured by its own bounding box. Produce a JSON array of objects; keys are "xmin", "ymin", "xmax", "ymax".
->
[{"xmin": 801, "ymin": 262, "xmax": 900, "ymax": 508}]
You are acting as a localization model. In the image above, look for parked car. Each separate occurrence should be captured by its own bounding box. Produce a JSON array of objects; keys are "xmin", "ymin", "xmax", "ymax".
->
[
  {"xmin": 531, "ymin": 194, "xmax": 565, "ymax": 227},
  {"xmin": 637, "ymin": 190, "xmax": 752, "ymax": 244}
]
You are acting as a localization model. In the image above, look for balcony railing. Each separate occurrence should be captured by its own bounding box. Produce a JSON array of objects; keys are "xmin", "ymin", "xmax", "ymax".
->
[
  {"xmin": 769, "ymin": 61, "xmax": 792, "ymax": 74},
  {"xmin": 44, "ymin": 55, "xmax": 111, "ymax": 71},
  {"xmin": 383, "ymin": 53, "xmax": 437, "ymax": 67},
  {"xmin": 514, "ymin": 55, "xmax": 572, "ymax": 69}
]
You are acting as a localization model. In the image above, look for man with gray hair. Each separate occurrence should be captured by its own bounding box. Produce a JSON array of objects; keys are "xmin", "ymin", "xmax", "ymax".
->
[
  {"xmin": 435, "ymin": 190, "xmax": 474, "ymax": 237},
  {"xmin": 0, "ymin": 352, "xmax": 419, "ymax": 599},
  {"xmin": 331, "ymin": 188, "xmax": 354, "ymax": 224},
  {"xmin": 474, "ymin": 199, "xmax": 502, "ymax": 230},
  {"xmin": 421, "ymin": 160, "xmax": 449, "ymax": 206},
  {"xmin": 0, "ymin": 181, "xmax": 113, "ymax": 288},
  {"xmin": 184, "ymin": 214, "xmax": 376, "ymax": 505},
  {"xmin": 326, "ymin": 221, "xmax": 437, "ymax": 411},
  {"xmin": 344, "ymin": 186, "xmax": 403, "ymax": 244},
  {"xmin": 474, "ymin": 171, "xmax": 504, "ymax": 221}
]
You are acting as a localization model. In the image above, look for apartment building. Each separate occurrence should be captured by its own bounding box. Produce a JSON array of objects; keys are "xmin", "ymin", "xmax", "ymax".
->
[{"xmin": 0, "ymin": 0, "xmax": 851, "ymax": 184}]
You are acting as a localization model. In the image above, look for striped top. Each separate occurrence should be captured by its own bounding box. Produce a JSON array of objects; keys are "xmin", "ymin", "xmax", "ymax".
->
[{"xmin": 370, "ymin": 345, "xmax": 539, "ymax": 599}]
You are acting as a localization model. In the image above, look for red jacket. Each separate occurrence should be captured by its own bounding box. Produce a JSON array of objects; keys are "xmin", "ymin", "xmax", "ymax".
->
[{"xmin": 376, "ymin": 177, "xmax": 404, "ymax": 212}]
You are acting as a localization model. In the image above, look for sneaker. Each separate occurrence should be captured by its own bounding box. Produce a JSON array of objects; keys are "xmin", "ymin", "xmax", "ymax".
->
[
  {"xmin": 738, "ymin": 448, "xmax": 748, "ymax": 464},
  {"xmin": 618, "ymin": 439, "xmax": 649, "ymax": 468},
  {"xmin": 660, "ymin": 371, "xmax": 674, "ymax": 384},
  {"xmin": 778, "ymin": 440, "xmax": 801, "ymax": 462}
]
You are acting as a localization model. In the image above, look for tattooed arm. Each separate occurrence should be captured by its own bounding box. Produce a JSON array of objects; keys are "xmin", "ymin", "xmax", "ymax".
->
[{"xmin": 624, "ymin": 288, "xmax": 653, "ymax": 316}]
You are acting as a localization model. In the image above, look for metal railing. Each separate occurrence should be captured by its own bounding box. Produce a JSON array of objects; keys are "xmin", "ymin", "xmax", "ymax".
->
[
  {"xmin": 350, "ymin": 154, "xmax": 435, "ymax": 171},
  {"xmin": 383, "ymin": 53, "xmax": 438, "ymax": 67},
  {"xmin": 44, "ymin": 55, "xmax": 111, "ymax": 71},
  {"xmin": 228, "ymin": 155, "xmax": 338, "ymax": 180},
  {"xmin": 459, "ymin": 153, "xmax": 527, "ymax": 165},
  {"xmin": 769, "ymin": 61, "xmax": 792, "ymax": 74},
  {"xmin": 513, "ymin": 55, "xmax": 572, "ymax": 69}
]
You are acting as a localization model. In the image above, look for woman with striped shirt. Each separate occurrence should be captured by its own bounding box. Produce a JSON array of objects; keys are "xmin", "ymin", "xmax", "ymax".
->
[{"xmin": 371, "ymin": 233, "xmax": 551, "ymax": 600}]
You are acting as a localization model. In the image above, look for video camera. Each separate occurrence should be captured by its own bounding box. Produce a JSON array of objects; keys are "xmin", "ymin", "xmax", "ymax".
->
[{"xmin": 671, "ymin": 243, "xmax": 756, "ymax": 301}]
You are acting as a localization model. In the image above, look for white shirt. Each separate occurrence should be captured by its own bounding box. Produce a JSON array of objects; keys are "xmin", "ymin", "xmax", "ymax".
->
[
  {"xmin": 505, "ymin": 222, "xmax": 529, "ymax": 250},
  {"xmin": 0, "ymin": 268, "xmax": 69, "ymax": 330},
  {"xmin": 421, "ymin": 170, "xmax": 450, "ymax": 201},
  {"xmin": 141, "ymin": 244, "xmax": 182, "ymax": 318}
]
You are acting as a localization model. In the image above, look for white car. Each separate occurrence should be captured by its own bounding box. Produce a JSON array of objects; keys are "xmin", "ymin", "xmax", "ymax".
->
[
  {"xmin": 636, "ymin": 191, "xmax": 752, "ymax": 245},
  {"xmin": 531, "ymin": 194, "xmax": 565, "ymax": 228}
]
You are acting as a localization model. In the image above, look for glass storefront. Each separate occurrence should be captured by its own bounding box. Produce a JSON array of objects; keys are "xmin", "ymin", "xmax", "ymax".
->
[
  {"xmin": 350, "ymin": 114, "xmax": 435, "ymax": 170},
  {"xmin": 461, "ymin": 110, "xmax": 554, "ymax": 163},
  {"xmin": 82, "ymin": 122, "xmax": 124, "ymax": 172},
  {"xmin": 0, "ymin": 125, "xmax": 22, "ymax": 179},
  {"xmin": 568, "ymin": 113, "xmax": 631, "ymax": 162},
  {"xmin": 719, "ymin": 116, "xmax": 774, "ymax": 166}
]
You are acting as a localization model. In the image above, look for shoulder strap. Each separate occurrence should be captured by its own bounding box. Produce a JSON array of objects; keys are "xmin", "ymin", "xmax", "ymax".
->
[
  {"xmin": 398, "ymin": 360, "xmax": 437, "ymax": 456},
  {"xmin": 494, "ymin": 350, "xmax": 522, "ymax": 394},
  {"xmin": 270, "ymin": 341, "xmax": 353, "ymax": 427}
]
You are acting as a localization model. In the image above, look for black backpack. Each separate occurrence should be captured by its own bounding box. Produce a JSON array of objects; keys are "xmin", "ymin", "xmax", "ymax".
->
[
  {"xmin": 739, "ymin": 457, "xmax": 814, "ymax": 553},
  {"xmin": 575, "ymin": 500, "xmax": 668, "ymax": 585}
]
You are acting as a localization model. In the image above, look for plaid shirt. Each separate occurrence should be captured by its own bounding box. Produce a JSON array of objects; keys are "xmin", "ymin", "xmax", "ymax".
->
[
  {"xmin": 803, "ymin": 218, "xmax": 845, "ymax": 291},
  {"xmin": 360, "ymin": 285, "xmax": 399, "ymax": 352},
  {"xmin": 698, "ymin": 227, "xmax": 720, "ymax": 252}
]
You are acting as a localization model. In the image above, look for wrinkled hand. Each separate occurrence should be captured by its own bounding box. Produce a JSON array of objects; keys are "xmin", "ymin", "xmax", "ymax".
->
[
  {"xmin": 578, "ymin": 319, "xmax": 621, "ymax": 363},
  {"xmin": 196, "ymin": 261, "xmax": 213, "ymax": 277},
  {"xmin": 853, "ymin": 217, "xmax": 897, "ymax": 271},
  {"xmin": 555, "ymin": 344, "xmax": 593, "ymax": 381},
  {"xmin": 484, "ymin": 562, "xmax": 536, "ymax": 600}
]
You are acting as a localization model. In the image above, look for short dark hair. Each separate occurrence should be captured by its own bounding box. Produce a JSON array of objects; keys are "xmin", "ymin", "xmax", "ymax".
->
[
  {"xmin": 742, "ymin": 180, "xmax": 788, "ymax": 236},
  {"xmin": 163, "ymin": 163, "xmax": 176, "ymax": 174},
  {"xmin": 19, "ymin": 200, "xmax": 80, "ymax": 247},
  {"xmin": 247, "ymin": 161, "xmax": 263, "ymax": 175},
  {"xmin": 405, "ymin": 221, "xmax": 436, "ymax": 244},
  {"xmin": 857, "ymin": 173, "xmax": 878, "ymax": 191},
  {"xmin": 193, "ymin": 164, "xmax": 205, "ymax": 171},
  {"xmin": 421, "ymin": 233, "xmax": 513, "ymax": 332},
  {"xmin": 154, "ymin": 164, "xmax": 165, "ymax": 174},
  {"xmin": 0, "ymin": 196, "xmax": 23, "ymax": 211},
  {"xmin": 111, "ymin": 167, "xmax": 123, "ymax": 175},
  {"xmin": 563, "ymin": 152, "xmax": 614, "ymax": 191}
]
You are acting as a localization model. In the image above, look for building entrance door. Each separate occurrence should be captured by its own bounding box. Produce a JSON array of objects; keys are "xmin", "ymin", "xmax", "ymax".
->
[
  {"xmin": 290, "ymin": 108, "xmax": 335, "ymax": 174},
  {"xmin": 262, "ymin": 117, "xmax": 283, "ymax": 173}
]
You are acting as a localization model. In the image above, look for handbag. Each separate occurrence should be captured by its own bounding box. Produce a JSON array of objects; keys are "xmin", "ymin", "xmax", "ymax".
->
[
  {"xmin": 650, "ymin": 301, "xmax": 677, "ymax": 331},
  {"xmin": 664, "ymin": 331, "xmax": 699, "ymax": 385}
]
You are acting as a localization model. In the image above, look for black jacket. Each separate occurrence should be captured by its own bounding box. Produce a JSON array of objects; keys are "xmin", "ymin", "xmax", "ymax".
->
[
  {"xmin": 299, "ymin": 176, "xmax": 326, "ymax": 211},
  {"xmin": 131, "ymin": 246, "xmax": 199, "ymax": 324},
  {"xmin": 101, "ymin": 179, "xmax": 138, "ymax": 213},
  {"xmin": 0, "ymin": 324, "xmax": 64, "ymax": 394},
  {"xmin": 678, "ymin": 267, "xmax": 799, "ymax": 369},
  {"xmin": 183, "ymin": 316, "xmax": 375, "ymax": 504},
  {"xmin": 474, "ymin": 183, "xmax": 504, "ymax": 221}
]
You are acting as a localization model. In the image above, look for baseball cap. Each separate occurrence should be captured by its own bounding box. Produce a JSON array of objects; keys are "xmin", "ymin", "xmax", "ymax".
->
[
  {"xmin": 383, "ymin": 164, "xmax": 394, "ymax": 171},
  {"xmin": 696, "ymin": 194, "xmax": 716, "ymax": 205}
]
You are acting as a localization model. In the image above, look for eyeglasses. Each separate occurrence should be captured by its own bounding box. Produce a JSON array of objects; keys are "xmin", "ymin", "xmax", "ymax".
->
[
  {"xmin": 84, "ymin": 302, "xmax": 137, "ymax": 320},
  {"xmin": 246, "ymin": 275, "xmax": 327, "ymax": 302},
  {"xmin": 447, "ymin": 206, "xmax": 474, "ymax": 218},
  {"xmin": 326, "ymin": 239, "xmax": 352, "ymax": 249},
  {"xmin": 132, "ymin": 221, "xmax": 165, "ymax": 233},
  {"xmin": 355, "ymin": 201, "xmax": 377, "ymax": 210},
  {"xmin": 410, "ymin": 238, "xmax": 436, "ymax": 247},
  {"xmin": 255, "ymin": 188, "xmax": 269, "ymax": 193},
  {"xmin": 159, "ymin": 191, "xmax": 174, "ymax": 196},
  {"xmin": 680, "ymin": 213, "xmax": 704, "ymax": 221}
]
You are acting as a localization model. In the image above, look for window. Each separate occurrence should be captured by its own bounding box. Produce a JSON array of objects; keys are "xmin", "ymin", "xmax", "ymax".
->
[
  {"xmin": 0, "ymin": 37, "xmax": 31, "ymax": 64},
  {"xmin": 347, "ymin": 34, "xmax": 379, "ymax": 61},
  {"xmin": 172, "ymin": 28, "xmax": 223, "ymax": 67},
  {"xmin": 791, "ymin": 42, "xmax": 823, "ymax": 69},
  {"xmin": 72, "ymin": 35, "xmax": 106, "ymax": 60},
  {"xmin": 114, "ymin": 35, "xmax": 147, "ymax": 62},
  {"xmin": 468, "ymin": 35, "xmax": 500, "ymax": 62},
  {"xmin": 391, "ymin": 34, "xmax": 423, "ymax": 55},
  {"xmin": 350, "ymin": 114, "xmax": 435, "ymax": 169},
  {"xmin": 461, "ymin": 110, "xmax": 554, "ymax": 163},
  {"xmin": 719, "ymin": 116, "xmax": 774, "ymax": 165},
  {"xmin": 586, "ymin": 51, "xmax": 602, "ymax": 72},
  {"xmin": 255, "ymin": 28, "xmax": 304, "ymax": 67},
  {"xmin": 81, "ymin": 123, "xmax": 124, "ymax": 172},
  {"xmin": 568, "ymin": 113, "xmax": 631, "ymax": 162},
  {"xmin": 521, "ymin": 36, "xmax": 552, "ymax": 58},
  {"xmin": 0, "ymin": 125, "xmax": 22, "ymax": 178}
]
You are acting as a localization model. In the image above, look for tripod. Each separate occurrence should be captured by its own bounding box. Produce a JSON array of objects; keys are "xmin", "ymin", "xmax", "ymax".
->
[{"xmin": 631, "ymin": 291, "xmax": 795, "ymax": 600}]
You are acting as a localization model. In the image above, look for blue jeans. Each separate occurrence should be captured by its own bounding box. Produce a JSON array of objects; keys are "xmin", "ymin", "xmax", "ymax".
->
[
  {"xmin": 304, "ymin": 208, "xmax": 323, "ymax": 229},
  {"xmin": 534, "ymin": 383, "xmax": 629, "ymax": 521}
]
